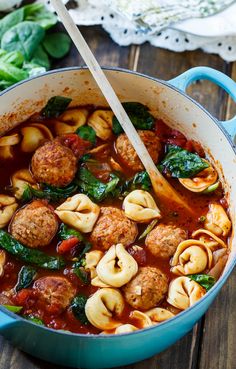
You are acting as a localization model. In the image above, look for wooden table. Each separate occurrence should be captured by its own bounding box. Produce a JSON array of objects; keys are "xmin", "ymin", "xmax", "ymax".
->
[{"xmin": 0, "ymin": 25, "xmax": 236, "ymax": 369}]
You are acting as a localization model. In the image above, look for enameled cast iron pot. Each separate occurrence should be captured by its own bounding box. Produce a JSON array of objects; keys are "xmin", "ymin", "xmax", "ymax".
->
[{"xmin": 0, "ymin": 66, "xmax": 236, "ymax": 368}]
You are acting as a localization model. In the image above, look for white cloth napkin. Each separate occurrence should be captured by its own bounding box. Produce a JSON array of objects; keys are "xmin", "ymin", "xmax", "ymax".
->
[{"xmin": 36, "ymin": 0, "xmax": 236, "ymax": 61}]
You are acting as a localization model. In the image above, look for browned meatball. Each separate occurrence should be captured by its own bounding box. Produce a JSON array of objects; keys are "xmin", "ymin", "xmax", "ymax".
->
[
  {"xmin": 34, "ymin": 276, "xmax": 75, "ymax": 315},
  {"xmin": 31, "ymin": 140, "xmax": 77, "ymax": 187},
  {"xmin": 123, "ymin": 267, "xmax": 168, "ymax": 310},
  {"xmin": 10, "ymin": 200, "xmax": 58, "ymax": 248},
  {"xmin": 90, "ymin": 207, "xmax": 138, "ymax": 250},
  {"xmin": 145, "ymin": 223, "xmax": 187, "ymax": 259},
  {"xmin": 115, "ymin": 130, "xmax": 161, "ymax": 171}
]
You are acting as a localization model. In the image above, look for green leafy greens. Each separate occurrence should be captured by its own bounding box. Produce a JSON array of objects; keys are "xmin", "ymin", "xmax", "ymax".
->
[
  {"xmin": 2, "ymin": 305, "xmax": 23, "ymax": 313},
  {"xmin": 42, "ymin": 33, "xmax": 71, "ymax": 59},
  {"xmin": 15, "ymin": 266, "xmax": 37, "ymax": 292},
  {"xmin": 0, "ymin": 230, "xmax": 65, "ymax": 270},
  {"xmin": 71, "ymin": 295, "xmax": 89, "ymax": 325},
  {"xmin": 159, "ymin": 145, "xmax": 209, "ymax": 178},
  {"xmin": 76, "ymin": 126, "xmax": 96, "ymax": 145},
  {"xmin": 189, "ymin": 274, "xmax": 215, "ymax": 292},
  {"xmin": 41, "ymin": 96, "xmax": 72, "ymax": 118},
  {"xmin": 22, "ymin": 182, "xmax": 78, "ymax": 203},
  {"xmin": 112, "ymin": 102, "xmax": 155, "ymax": 135}
]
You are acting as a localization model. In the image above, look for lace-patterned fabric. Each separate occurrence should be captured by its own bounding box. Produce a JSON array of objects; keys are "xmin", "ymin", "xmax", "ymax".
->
[{"xmin": 37, "ymin": 0, "xmax": 236, "ymax": 61}]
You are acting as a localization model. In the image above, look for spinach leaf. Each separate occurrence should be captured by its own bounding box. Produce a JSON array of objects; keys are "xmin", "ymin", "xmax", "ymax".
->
[
  {"xmin": 76, "ymin": 126, "xmax": 96, "ymax": 145},
  {"xmin": 41, "ymin": 95, "xmax": 72, "ymax": 118},
  {"xmin": 189, "ymin": 274, "xmax": 215, "ymax": 292},
  {"xmin": 23, "ymin": 315, "xmax": 44, "ymax": 325},
  {"xmin": 0, "ymin": 230, "xmax": 66, "ymax": 270},
  {"xmin": 71, "ymin": 295, "xmax": 89, "ymax": 325},
  {"xmin": 31, "ymin": 45, "xmax": 50, "ymax": 70},
  {"xmin": 15, "ymin": 266, "xmax": 37, "ymax": 292},
  {"xmin": 58, "ymin": 223, "xmax": 84, "ymax": 242},
  {"xmin": 112, "ymin": 102, "xmax": 155, "ymax": 135},
  {"xmin": 77, "ymin": 168, "xmax": 120, "ymax": 202},
  {"xmin": 22, "ymin": 182, "xmax": 78, "ymax": 203},
  {"xmin": 114, "ymin": 170, "xmax": 151, "ymax": 198},
  {"xmin": 0, "ymin": 80, "xmax": 12, "ymax": 90},
  {"xmin": 42, "ymin": 33, "xmax": 71, "ymax": 59},
  {"xmin": 24, "ymin": 3, "xmax": 57, "ymax": 30},
  {"xmin": 2, "ymin": 305, "xmax": 23, "ymax": 313},
  {"xmin": 1, "ymin": 21, "xmax": 45, "ymax": 61},
  {"xmin": 73, "ymin": 267, "xmax": 90, "ymax": 285},
  {"xmin": 0, "ymin": 61, "xmax": 28, "ymax": 83},
  {"xmin": 0, "ymin": 50, "xmax": 24, "ymax": 67},
  {"xmin": 22, "ymin": 62, "xmax": 46, "ymax": 78},
  {"xmin": 159, "ymin": 145, "xmax": 209, "ymax": 178},
  {"xmin": 0, "ymin": 8, "xmax": 24, "ymax": 40}
]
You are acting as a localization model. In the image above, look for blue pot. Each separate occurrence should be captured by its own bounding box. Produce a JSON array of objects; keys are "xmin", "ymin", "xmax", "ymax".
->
[{"xmin": 0, "ymin": 66, "xmax": 236, "ymax": 368}]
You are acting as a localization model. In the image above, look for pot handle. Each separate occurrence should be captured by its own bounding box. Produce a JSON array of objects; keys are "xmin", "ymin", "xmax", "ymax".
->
[{"xmin": 169, "ymin": 66, "xmax": 236, "ymax": 140}]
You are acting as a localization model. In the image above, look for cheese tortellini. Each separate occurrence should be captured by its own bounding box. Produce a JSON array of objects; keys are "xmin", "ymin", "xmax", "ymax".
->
[
  {"xmin": 85, "ymin": 288, "xmax": 124, "ymax": 330},
  {"xmin": 0, "ymin": 250, "xmax": 6, "ymax": 277},
  {"xmin": 204, "ymin": 203, "xmax": 231, "ymax": 237},
  {"xmin": 55, "ymin": 194, "xmax": 100, "ymax": 233},
  {"xmin": 21, "ymin": 123, "xmax": 53, "ymax": 152},
  {"xmin": 0, "ymin": 133, "xmax": 20, "ymax": 159},
  {"xmin": 0, "ymin": 195, "xmax": 18, "ymax": 228},
  {"xmin": 96, "ymin": 243, "xmax": 138, "ymax": 287},
  {"xmin": 192, "ymin": 228, "xmax": 227, "ymax": 250},
  {"xmin": 167, "ymin": 276, "xmax": 206, "ymax": 310},
  {"xmin": 123, "ymin": 190, "xmax": 161, "ymax": 223},
  {"xmin": 55, "ymin": 108, "xmax": 89, "ymax": 135},
  {"xmin": 85, "ymin": 250, "xmax": 104, "ymax": 279},
  {"xmin": 88, "ymin": 110, "xmax": 113, "ymax": 140},
  {"xmin": 11, "ymin": 168, "xmax": 38, "ymax": 200},
  {"xmin": 129, "ymin": 310, "xmax": 153, "ymax": 328},
  {"xmin": 171, "ymin": 239, "xmax": 213, "ymax": 276},
  {"xmin": 114, "ymin": 324, "xmax": 138, "ymax": 334},
  {"xmin": 179, "ymin": 160, "xmax": 218, "ymax": 193},
  {"xmin": 145, "ymin": 308, "xmax": 175, "ymax": 323}
]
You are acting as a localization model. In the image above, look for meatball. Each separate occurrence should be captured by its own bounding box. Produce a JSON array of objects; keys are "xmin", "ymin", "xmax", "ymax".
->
[
  {"xmin": 10, "ymin": 200, "xmax": 58, "ymax": 248},
  {"xmin": 34, "ymin": 276, "xmax": 75, "ymax": 315},
  {"xmin": 123, "ymin": 267, "xmax": 168, "ymax": 310},
  {"xmin": 145, "ymin": 223, "xmax": 187, "ymax": 259},
  {"xmin": 31, "ymin": 140, "xmax": 77, "ymax": 187},
  {"xmin": 115, "ymin": 130, "xmax": 161, "ymax": 171},
  {"xmin": 90, "ymin": 207, "xmax": 138, "ymax": 250}
]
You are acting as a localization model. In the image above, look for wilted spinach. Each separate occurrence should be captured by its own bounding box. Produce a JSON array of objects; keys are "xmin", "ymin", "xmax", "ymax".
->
[
  {"xmin": 189, "ymin": 274, "xmax": 215, "ymax": 292},
  {"xmin": 112, "ymin": 102, "xmax": 155, "ymax": 135},
  {"xmin": 58, "ymin": 223, "xmax": 84, "ymax": 242},
  {"xmin": 41, "ymin": 96, "xmax": 72, "ymax": 118},
  {"xmin": 159, "ymin": 145, "xmax": 209, "ymax": 178},
  {"xmin": 77, "ymin": 167, "xmax": 120, "ymax": 202},
  {"xmin": 15, "ymin": 265, "xmax": 37, "ymax": 292},
  {"xmin": 22, "ymin": 182, "xmax": 78, "ymax": 203},
  {"xmin": 76, "ymin": 126, "xmax": 96, "ymax": 145},
  {"xmin": 23, "ymin": 315, "xmax": 44, "ymax": 325},
  {"xmin": 71, "ymin": 295, "xmax": 89, "ymax": 325}
]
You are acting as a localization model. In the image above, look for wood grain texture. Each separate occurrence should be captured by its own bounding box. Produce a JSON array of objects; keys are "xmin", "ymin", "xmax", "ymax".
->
[{"xmin": 0, "ymin": 24, "xmax": 236, "ymax": 369}]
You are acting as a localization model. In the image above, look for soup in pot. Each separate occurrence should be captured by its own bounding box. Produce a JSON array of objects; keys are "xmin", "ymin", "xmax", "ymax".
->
[{"xmin": 0, "ymin": 97, "xmax": 231, "ymax": 334}]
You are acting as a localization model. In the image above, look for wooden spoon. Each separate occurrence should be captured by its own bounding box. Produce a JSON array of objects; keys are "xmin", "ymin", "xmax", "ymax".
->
[{"xmin": 50, "ymin": 0, "xmax": 192, "ymax": 213}]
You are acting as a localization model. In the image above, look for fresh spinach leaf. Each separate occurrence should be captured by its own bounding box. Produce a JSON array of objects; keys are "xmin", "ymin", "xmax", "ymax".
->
[
  {"xmin": 0, "ymin": 8, "xmax": 24, "ymax": 40},
  {"xmin": 15, "ymin": 265, "xmax": 37, "ymax": 292},
  {"xmin": 159, "ymin": 145, "xmax": 209, "ymax": 178},
  {"xmin": 31, "ymin": 45, "xmax": 50, "ymax": 70},
  {"xmin": 0, "ymin": 230, "xmax": 66, "ymax": 270},
  {"xmin": 2, "ymin": 305, "xmax": 23, "ymax": 313},
  {"xmin": 22, "ymin": 182, "xmax": 78, "ymax": 203},
  {"xmin": 0, "ymin": 50, "xmax": 24, "ymax": 67},
  {"xmin": 76, "ymin": 126, "xmax": 96, "ymax": 145},
  {"xmin": 77, "ymin": 167, "xmax": 120, "ymax": 202},
  {"xmin": 71, "ymin": 295, "xmax": 89, "ymax": 325},
  {"xmin": 24, "ymin": 3, "xmax": 57, "ymax": 30},
  {"xmin": 189, "ymin": 274, "xmax": 215, "ymax": 292},
  {"xmin": 22, "ymin": 62, "xmax": 46, "ymax": 78},
  {"xmin": 0, "ymin": 61, "xmax": 28, "ymax": 83},
  {"xmin": 1, "ymin": 21, "xmax": 45, "ymax": 61},
  {"xmin": 112, "ymin": 102, "xmax": 155, "ymax": 135},
  {"xmin": 73, "ymin": 267, "xmax": 90, "ymax": 285},
  {"xmin": 42, "ymin": 33, "xmax": 71, "ymax": 59},
  {"xmin": 41, "ymin": 95, "xmax": 72, "ymax": 118},
  {"xmin": 58, "ymin": 223, "xmax": 84, "ymax": 242}
]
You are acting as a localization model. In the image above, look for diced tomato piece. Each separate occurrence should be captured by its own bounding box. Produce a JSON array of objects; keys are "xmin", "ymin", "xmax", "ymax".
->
[
  {"xmin": 155, "ymin": 119, "xmax": 187, "ymax": 148},
  {"xmin": 127, "ymin": 246, "xmax": 147, "ymax": 266},
  {"xmin": 13, "ymin": 289, "xmax": 37, "ymax": 308},
  {"xmin": 57, "ymin": 237, "xmax": 79, "ymax": 254},
  {"xmin": 185, "ymin": 139, "xmax": 205, "ymax": 157},
  {"xmin": 220, "ymin": 198, "xmax": 229, "ymax": 209},
  {"xmin": 59, "ymin": 134, "xmax": 91, "ymax": 158}
]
